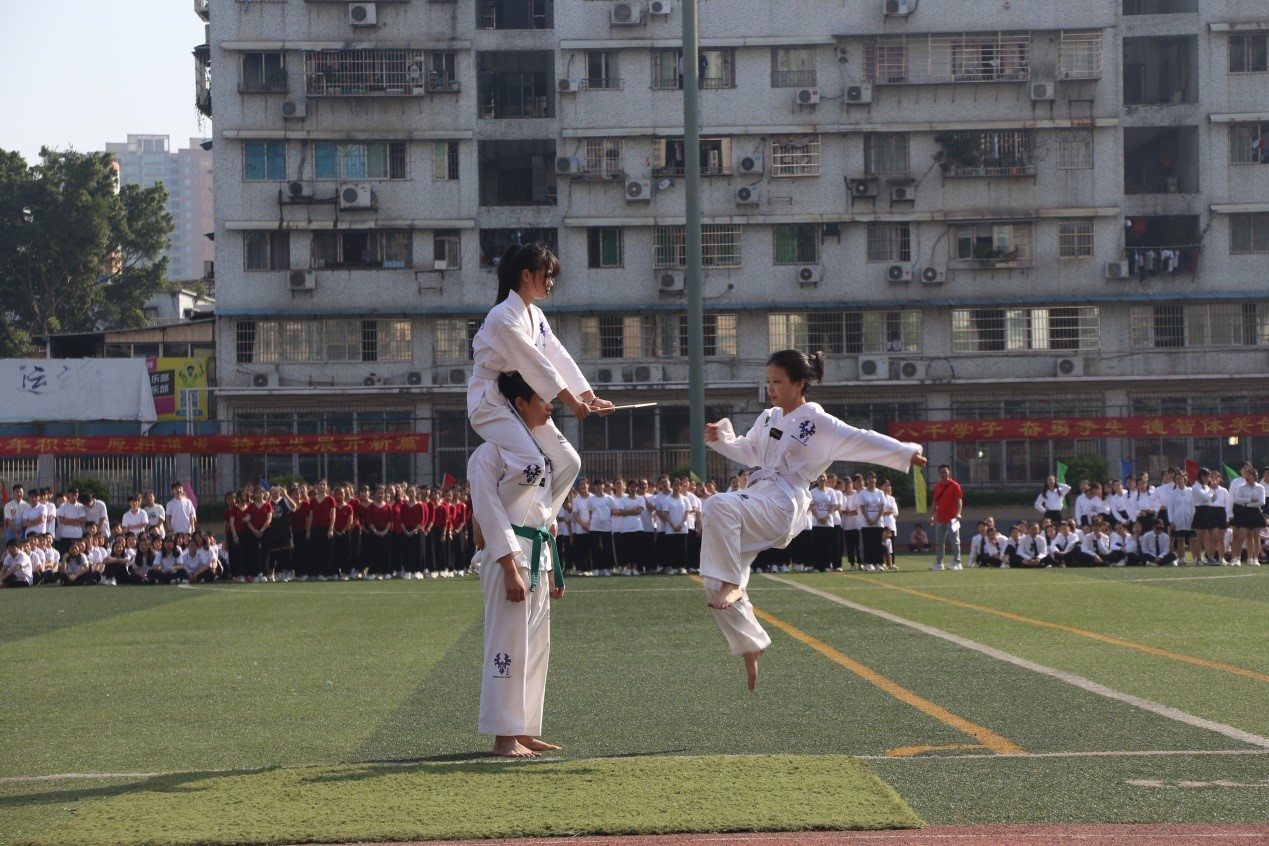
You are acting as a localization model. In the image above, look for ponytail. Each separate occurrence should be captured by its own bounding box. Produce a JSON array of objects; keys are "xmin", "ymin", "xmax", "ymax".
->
[
  {"xmin": 767, "ymin": 349, "xmax": 825, "ymax": 396},
  {"xmin": 494, "ymin": 242, "xmax": 561, "ymax": 305}
]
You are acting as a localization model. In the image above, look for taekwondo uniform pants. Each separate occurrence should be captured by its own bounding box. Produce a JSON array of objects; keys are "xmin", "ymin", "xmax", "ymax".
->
[{"xmin": 478, "ymin": 544, "xmax": 552, "ymax": 737}]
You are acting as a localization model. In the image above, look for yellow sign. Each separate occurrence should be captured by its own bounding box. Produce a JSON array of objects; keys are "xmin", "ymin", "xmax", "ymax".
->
[{"xmin": 147, "ymin": 358, "xmax": 208, "ymax": 421}]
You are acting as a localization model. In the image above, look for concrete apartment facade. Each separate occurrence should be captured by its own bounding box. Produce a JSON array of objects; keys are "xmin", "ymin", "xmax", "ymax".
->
[{"xmin": 196, "ymin": 0, "xmax": 1269, "ymax": 490}]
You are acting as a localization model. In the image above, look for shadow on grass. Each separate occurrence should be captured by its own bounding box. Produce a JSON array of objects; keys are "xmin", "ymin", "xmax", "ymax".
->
[{"xmin": 0, "ymin": 768, "xmax": 280, "ymax": 809}]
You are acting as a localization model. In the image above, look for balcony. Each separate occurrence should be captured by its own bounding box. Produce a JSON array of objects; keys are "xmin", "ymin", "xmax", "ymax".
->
[
  {"xmin": 477, "ymin": 52, "xmax": 555, "ymax": 119},
  {"xmin": 193, "ymin": 43, "xmax": 211, "ymax": 117},
  {"xmin": 1123, "ymin": 36, "xmax": 1197, "ymax": 105},
  {"xmin": 478, "ymin": 141, "xmax": 557, "ymax": 206},
  {"xmin": 477, "ymin": 0, "xmax": 553, "ymax": 30},
  {"xmin": 936, "ymin": 131, "xmax": 1036, "ymax": 178},
  {"xmin": 949, "ymin": 255, "xmax": 1035, "ymax": 271},
  {"xmin": 305, "ymin": 50, "xmax": 458, "ymax": 97},
  {"xmin": 1124, "ymin": 127, "xmax": 1199, "ymax": 194},
  {"xmin": 194, "ymin": 0, "xmax": 209, "ymax": 20}
]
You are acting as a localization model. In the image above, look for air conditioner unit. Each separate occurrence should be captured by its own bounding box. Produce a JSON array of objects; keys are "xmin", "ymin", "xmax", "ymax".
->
[
  {"xmin": 797, "ymin": 266, "xmax": 821, "ymax": 287},
  {"xmin": 287, "ymin": 181, "xmax": 313, "ymax": 199},
  {"xmin": 558, "ymin": 78, "xmax": 582, "ymax": 93},
  {"xmin": 1056, "ymin": 357, "xmax": 1085, "ymax": 378},
  {"xmin": 251, "ymin": 372, "xmax": 278, "ymax": 388},
  {"xmin": 623, "ymin": 364, "xmax": 664, "ymax": 383},
  {"xmin": 625, "ymin": 179, "xmax": 652, "ymax": 201},
  {"xmin": 847, "ymin": 177, "xmax": 879, "ymax": 198},
  {"xmin": 282, "ymin": 99, "xmax": 307, "ymax": 119},
  {"xmin": 897, "ymin": 360, "xmax": 927, "ymax": 381},
  {"xmin": 795, "ymin": 88, "xmax": 821, "ymax": 105},
  {"xmin": 288, "ymin": 269, "xmax": 316, "ymax": 290},
  {"xmin": 1030, "ymin": 81, "xmax": 1056, "ymax": 101},
  {"xmin": 432, "ymin": 367, "xmax": 468, "ymax": 386},
  {"xmin": 362, "ymin": 374, "xmax": 383, "ymax": 387},
  {"xmin": 846, "ymin": 84, "xmax": 873, "ymax": 104},
  {"xmin": 556, "ymin": 156, "xmax": 585, "ymax": 176},
  {"xmin": 887, "ymin": 264, "xmax": 913, "ymax": 282},
  {"xmin": 611, "ymin": 1, "xmax": 643, "ymax": 25},
  {"xmin": 859, "ymin": 356, "xmax": 890, "ymax": 382},
  {"xmin": 338, "ymin": 183, "xmax": 372, "ymax": 209},
  {"xmin": 735, "ymin": 153, "xmax": 764, "ymax": 174},
  {"xmin": 649, "ymin": 0, "xmax": 672, "ymax": 14},
  {"xmin": 735, "ymin": 185, "xmax": 761, "ymax": 205},
  {"xmin": 1105, "ymin": 260, "xmax": 1130, "ymax": 279},
  {"xmin": 595, "ymin": 367, "xmax": 616, "ymax": 384},
  {"xmin": 920, "ymin": 266, "xmax": 946, "ymax": 285},
  {"xmin": 406, "ymin": 371, "xmax": 423, "ymax": 386},
  {"xmin": 890, "ymin": 185, "xmax": 915, "ymax": 202},
  {"xmin": 658, "ymin": 271, "xmax": 684, "ymax": 292},
  {"xmin": 884, "ymin": 0, "xmax": 913, "ymax": 16},
  {"xmin": 349, "ymin": 2, "xmax": 377, "ymax": 25}
]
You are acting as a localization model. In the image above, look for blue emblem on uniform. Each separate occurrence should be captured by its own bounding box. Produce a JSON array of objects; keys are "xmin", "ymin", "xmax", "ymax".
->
[
  {"xmin": 796, "ymin": 421, "xmax": 817, "ymax": 444},
  {"xmin": 539, "ymin": 321, "xmax": 547, "ymax": 337},
  {"xmin": 524, "ymin": 463, "xmax": 542, "ymax": 486},
  {"xmin": 494, "ymin": 653, "xmax": 511, "ymax": 677}
]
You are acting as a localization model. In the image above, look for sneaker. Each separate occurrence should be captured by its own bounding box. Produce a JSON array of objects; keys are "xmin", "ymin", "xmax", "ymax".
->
[
  {"xmin": 234, "ymin": 576, "xmax": 246, "ymax": 584},
  {"xmin": 417, "ymin": 571, "xmax": 427, "ymax": 579},
  {"xmin": 948, "ymin": 563, "xmax": 963, "ymax": 571},
  {"xmin": 929, "ymin": 564, "xmax": 945, "ymax": 571},
  {"xmin": 1000, "ymin": 563, "xmax": 1010, "ymax": 569}
]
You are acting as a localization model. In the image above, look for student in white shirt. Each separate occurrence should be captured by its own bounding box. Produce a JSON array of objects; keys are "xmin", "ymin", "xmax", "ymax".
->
[
  {"xmin": 22, "ymin": 490, "xmax": 49, "ymax": 539},
  {"xmin": 657, "ymin": 479, "xmax": 691, "ymax": 575},
  {"xmin": 611, "ymin": 479, "xmax": 643, "ymax": 576},
  {"xmin": 570, "ymin": 479, "xmax": 595, "ymax": 576},
  {"xmin": 121, "ymin": 494, "xmax": 150, "ymax": 536},
  {"xmin": 3, "ymin": 484, "xmax": 26, "ymax": 543},
  {"xmin": 588, "ymin": 481, "xmax": 616, "ymax": 577},
  {"xmin": 55, "ymin": 488, "xmax": 87, "ymax": 555},
  {"xmin": 1139, "ymin": 520, "xmax": 1177, "ymax": 566},
  {"xmin": 1106, "ymin": 523, "xmax": 1134, "ymax": 567},
  {"xmin": 636, "ymin": 479, "xmax": 658, "ymax": 574},
  {"xmin": 1073, "ymin": 520, "xmax": 1112, "ymax": 566},
  {"xmin": 684, "ymin": 482, "xmax": 703, "ymax": 574},
  {"xmin": 60, "ymin": 540, "xmax": 98, "ymax": 586},
  {"xmin": 1230, "ymin": 464, "xmax": 1266, "ymax": 565},
  {"xmin": 809, "ymin": 474, "xmax": 837, "ymax": 572},
  {"xmin": 82, "ymin": 492, "xmax": 110, "ymax": 537},
  {"xmin": 143, "ymin": 491, "xmax": 167, "ymax": 540},
  {"xmin": 1074, "ymin": 483, "xmax": 1108, "ymax": 528},
  {"xmin": 1034, "ymin": 476, "xmax": 1072, "ymax": 524},
  {"xmin": 166, "ymin": 482, "xmax": 198, "ymax": 536},
  {"xmin": 1, "ymin": 538, "xmax": 34, "ymax": 587},
  {"xmin": 840, "ymin": 477, "xmax": 862, "ymax": 569}
]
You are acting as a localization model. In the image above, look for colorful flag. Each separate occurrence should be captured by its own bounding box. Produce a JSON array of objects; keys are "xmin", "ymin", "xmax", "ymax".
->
[
  {"xmin": 913, "ymin": 465, "xmax": 928, "ymax": 515},
  {"xmin": 441, "ymin": 473, "xmax": 457, "ymax": 490},
  {"xmin": 1184, "ymin": 458, "xmax": 1199, "ymax": 481},
  {"xmin": 688, "ymin": 470, "xmax": 702, "ymax": 483},
  {"xmin": 258, "ymin": 476, "xmax": 271, "ymax": 490},
  {"xmin": 1119, "ymin": 459, "xmax": 1134, "ymax": 481},
  {"xmin": 184, "ymin": 481, "xmax": 199, "ymax": 509},
  {"xmin": 1055, "ymin": 462, "xmax": 1068, "ymax": 486},
  {"xmin": 1223, "ymin": 464, "xmax": 1240, "ymax": 483}
]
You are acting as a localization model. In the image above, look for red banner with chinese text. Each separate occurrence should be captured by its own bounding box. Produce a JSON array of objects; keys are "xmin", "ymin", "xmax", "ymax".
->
[
  {"xmin": 888, "ymin": 415, "xmax": 1269, "ymax": 443},
  {"xmin": 0, "ymin": 433, "xmax": 430, "ymax": 456}
]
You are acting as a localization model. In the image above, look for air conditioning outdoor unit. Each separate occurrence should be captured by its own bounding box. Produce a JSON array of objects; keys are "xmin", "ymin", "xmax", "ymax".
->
[
  {"xmin": 887, "ymin": 264, "xmax": 913, "ymax": 282},
  {"xmin": 338, "ymin": 183, "xmax": 372, "ymax": 209},
  {"xmin": 252, "ymin": 372, "xmax": 278, "ymax": 388},
  {"xmin": 890, "ymin": 185, "xmax": 915, "ymax": 202},
  {"xmin": 735, "ymin": 185, "xmax": 761, "ymax": 205},
  {"xmin": 658, "ymin": 271, "xmax": 684, "ymax": 292},
  {"xmin": 558, "ymin": 78, "xmax": 582, "ymax": 93},
  {"xmin": 611, "ymin": 2, "xmax": 643, "ymax": 25},
  {"xmin": 884, "ymin": 0, "xmax": 913, "ymax": 16},
  {"xmin": 649, "ymin": 0, "xmax": 672, "ymax": 14},
  {"xmin": 735, "ymin": 153, "xmax": 764, "ymax": 174},
  {"xmin": 847, "ymin": 177, "xmax": 879, "ymax": 198},
  {"xmin": 287, "ymin": 181, "xmax": 313, "ymax": 199},
  {"xmin": 289, "ymin": 269, "xmax": 316, "ymax": 290},
  {"xmin": 897, "ymin": 360, "xmax": 927, "ymax": 381},
  {"xmin": 625, "ymin": 179, "xmax": 652, "ymax": 201},
  {"xmin": 556, "ymin": 156, "xmax": 585, "ymax": 175},
  {"xmin": 362, "ymin": 374, "xmax": 383, "ymax": 387},
  {"xmin": 433, "ymin": 367, "xmax": 469, "ymax": 386},
  {"xmin": 920, "ymin": 266, "xmax": 946, "ymax": 285},
  {"xmin": 859, "ymin": 356, "xmax": 890, "ymax": 382},
  {"xmin": 1056, "ymin": 357, "xmax": 1085, "ymax": 378},
  {"xmin": 1030, "ymin": 81, "xmax": 1056, "ymax": 101},
  {"xmin": 846, "ymin": 84, "xmax": 873, "ymax": 104},
  {"xmin": 595, "ymin": 368, "xmax": 616, "ymax": 384},
  {"xmin": 797, "ymin": 266, "xmax": 821, "ymax": 287},
  {"xmin": 623, "ymin": 364, "xmax": 663, "ymax": 383},
  {"xmin": 796, "ymin": 88, "xmax": 821, "ymax": 105},
  {"xmin": 282, "ymin": 99, "xmax": 307, "ymax": 119},
  {"xmin": 349, "ymin": 3, "xmax": 377, "ymax": 25},
  {"xmin": 406, "ymin": 371, "xmax": 424, "ymax": 386},
  {"xmin": 1105, "ymin": 260, "xmax": 1130, "ymax": 279}
]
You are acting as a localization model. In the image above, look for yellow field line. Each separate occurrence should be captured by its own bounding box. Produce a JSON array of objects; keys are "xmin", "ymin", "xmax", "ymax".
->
[{"xmin": 845, "ymin": 575, "xmax": 1269, "ymax": 684}]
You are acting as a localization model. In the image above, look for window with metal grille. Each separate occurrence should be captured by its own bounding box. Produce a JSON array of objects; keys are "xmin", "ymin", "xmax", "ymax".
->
[
  {"xmin": 864, "ymin": 39, "xmax": 908, "ymax": 84},
  {"xmin": 940, "ymin": 130, "xmax": 1035, "ymax": 176},
  {"xmin": 769, "ymin": 311, "xmax": 922, "ymax": 355},
  {"xmin": 1059, "ymin": 31, "xmax": 1103, "ymax": 79},
  {"xmin": 865, "ymin": 134, "xmax": 910, "ymax": 175},
  {"xmin": 653, "ymin": 137, "xmax": 731, "ymax": 177},
  {"xmin": 584, "ymin": 138, "xmax": 624, "ymax": 180},
  {"xmin": 866, "ymin": 223, "xmax": 912, "ymax": 263},
  {"xmin": 1056, "ymin": 130, "xmax": 1094, "ymax": 170},
  {"xmin": 304, "ymin": 49, "xmax": 419, "ymax": 95},
  {"xmin": 770, "ymin": 135, "xmax": 820, "ymax": 177},
  {"xmin": 587, "ymin": 228, "xmax": 623, "ymax": 268},
  {"xmin": 771, "ymin": 48, "xmax": 817, "ymax": 88},
  {"xmin": 1131, "ymin": 303, "xmax": 1269, "ymax": 347},
  {"xmin": 952, "ymin": 306, "xmax": 1099, "ymax": 352},
  {"xmin": 239, "ymin": 319, "xmax": 414, "ymax": 363},
  {"xmin": 476, "ymin": 0, "xmax": 552, "ymax": 30},
  {"xmin": 951, "ymin": 222, "xmax": 1033, "ymax": 265},
  {"xmin": 773, "ymin": 224, "xmax": 819, "ymax": 265},
  {"xmin": 433, "ymin": 142, "xmax": 460, "ymax": 180},
  {"xmin": 1231, "ymin": 213, "xmax": 1269, "ymax": 254},
  {"xmin": 674, "ymin": 313, "xmax": 737, "ymax": 357},
  {"xmin": 311, "ymin": 231, "xmax": 412, "ymax": 269},
  {"xmin": 314, "ymin": 142, "xmax": 407, "ymax": 180},
  {"xmin": 580, "ymin": 316, "xmax": 658, "ymax": 359},
  {"xmin": 585, "ymin": 50, "xmax": 621, "ymax": 89},
  {"xmin": 433, "ymin": 230, "xmax": 461, "ymax": 270},
  {"xmin": 934, "ymin": 32, "xmax": 1030, "ymax": 82},
  {"xmin": 244, "ymin": 231, "xmax": 290, "ymax": 271},
  {"xmin": 1230, "ymin": 123, "xmax": 1268, "ymax": 164},
  {"xmin": 1129, "ymin": 305, "xmax": 1184, "ymax": 349},
  {"xmin": 434, "ymin": 318, "xmax": 480, "ymax": 363},
  {"xmin": 1058, "ymin": 219, "xmax": 1095, "ymax": 258},
  {"xmin": 1230, "ymin": 33, "xmax": 1268, "ymax": 74},
  {"xmin": 424, "ymin": 52, "xmax": 459, "ymax": 91},
  {"xmin": 241, "ymin": 52, "xmax": 286, "ymax": 92},
  {"xmin": 653, "ymin": 225, "xmax": 741, "ymax": 268},
  {"xmin": 243, "ymin": 142, "xmax": 286, "ymax": 181},
  {"xmin": 651, "ymin": 48, "xmax": 735, "ymax": 89}
]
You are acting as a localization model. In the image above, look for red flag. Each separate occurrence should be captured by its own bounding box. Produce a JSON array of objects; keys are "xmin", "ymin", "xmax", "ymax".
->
[
  {"xmin": 441, "ymin": 473, "xmax": 457, "ymax": 490},
  {"xmin": 1184, "ymin": 458, "xmax": 1199, "ymax": 482},
  {"xmin": 184, "ymin": 481, "xmax": 199, "ymax": 509},
  {"xmin": 1, "ymin": 481, "xmax": 7, "ymax": 508}
]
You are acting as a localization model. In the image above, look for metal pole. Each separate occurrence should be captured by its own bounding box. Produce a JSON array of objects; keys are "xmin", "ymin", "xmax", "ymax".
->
[{"xmin": 682, "ymin": 0, "xmax": 705, "ymax": 480}]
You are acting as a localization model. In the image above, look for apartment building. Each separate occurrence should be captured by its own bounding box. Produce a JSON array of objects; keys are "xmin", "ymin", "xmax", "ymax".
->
[{"xmin": 195, "ymin": 0, "xmax": 1269, "ymax": 488}]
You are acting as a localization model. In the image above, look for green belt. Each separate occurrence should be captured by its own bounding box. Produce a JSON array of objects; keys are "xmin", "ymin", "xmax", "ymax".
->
[{"xmin": 511, "ymin": 524, "xmax": 565, "ymax": 592}]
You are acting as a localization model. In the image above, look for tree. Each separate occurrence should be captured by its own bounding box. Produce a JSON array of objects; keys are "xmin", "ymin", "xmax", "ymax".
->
[{"xmin": 0, "ymin": 148, "xmax": 173, "ymax": 357}]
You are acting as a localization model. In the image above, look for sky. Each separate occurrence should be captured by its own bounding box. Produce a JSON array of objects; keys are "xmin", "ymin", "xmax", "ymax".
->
[{"xmin": 0, "ymin": 0, "xmax": 209, "ymax": 163}]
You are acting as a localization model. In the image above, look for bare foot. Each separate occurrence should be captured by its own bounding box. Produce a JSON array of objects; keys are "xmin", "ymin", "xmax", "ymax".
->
[
  {"xmin": 492, "ymin": 736, "xmax": 538, "ymax": 758},
  {"xmin": 518, "ymin": 736, "xmax": 562, "ymax": 752},
  {"xmin": 743, "ymin": 650, "xmax": 765, "ymax": 691},
  {"xmin": 708, "ymin": 582, "xmax": 745, "ymax": 610}
]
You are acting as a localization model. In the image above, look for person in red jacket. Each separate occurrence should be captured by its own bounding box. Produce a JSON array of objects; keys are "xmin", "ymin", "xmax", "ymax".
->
[
  {"xmin": 306, "ymin": 480, "xmax": 337, "ymax": 580},
  {"xmin": 395, "ymin": 486, "xmax": 426, "ymax": 578}
]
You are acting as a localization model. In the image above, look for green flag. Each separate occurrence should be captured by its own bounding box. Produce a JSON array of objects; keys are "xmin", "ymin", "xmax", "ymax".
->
[
  {"xmin": 1055, "ymin": 461, "xmax": 1068, "ymax": 486},
  {"xmin": 1223, "ymin": 464, "xmax": 1240, "ymax": 483},
  {"xmin": 913, "ymin": 465, "xmax": 928, "ymax": 515}
]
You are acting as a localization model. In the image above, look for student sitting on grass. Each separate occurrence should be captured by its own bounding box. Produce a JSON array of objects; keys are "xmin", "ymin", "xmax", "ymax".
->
[
  {"xmin": 1, "ymin": 538, "xmax": 34, "ymax": 587},
  {"xmin": 60, "ymin": 541, "xmax": 99, "ymax": 585}
]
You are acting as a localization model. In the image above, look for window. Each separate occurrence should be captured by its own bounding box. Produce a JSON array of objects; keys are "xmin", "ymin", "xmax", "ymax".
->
[
  {"xmin": 580, "ymin": 316, "xmax": 658, "ymax": 359},
  {"xmin": 241, "ymin": 52, "xmax": 286, "ymax": 92},
  {"xmin": 424, "ymin": 52, "xmax": 459, "ymax": 91},
  {"xmin": 1230, "ymin": 33, "xmax": 1268, "ymax": 74},
  {"xmin": 771, "ymin": 48, "xmax": 816, "ymax": 88},
  {"xmin": 941, "ymin": 33, "xmax": 1030, "ymax": 81},
  {"xmin": 433, "ymin": 230, "xmax": 461, "ymax": 270},
  {"xmin": 653, "ymin": 137, "xmax": 731, "ymax": 177},
  {"xmin": 584, "ymin": 51, "xmax": 620, "ymax": 89},
  {"xmin": 675, "ymin": 313, "xmax": 738, "ymax": 357},
  {"xmin": 433, "ymin": 142, "xmax": 460, "ymax": 180},
  {"xmin": 434, "ymin": 318, "xmax": 480, "ymax": 363},
  {"xmin": 584, "ymin": 138, "xmax": 624, "ymax": 180},
  {"xmin": 1130, "ymin": 305, "xmax": 1185, "ymax": 348},
  {"xmin": 773, "ymin": 225, "xmax": 819, "ymax": 265},
  {"xmin": 651, "ymin": 48, "xmax": 735, "ymax": 89},
  {"xmin": 241, "ymin": 319, "xmax": 412, "ymax": 363},
  {"xmin": 770, "ymin": 135, "xmax": 820, "ymax": 177},
  {"xmin": 769, "ymin": 311, "xmax": 922, "ymax": 355},
  {"xmin": 951, "ymin": 307, "xmax": 1099, "ymax": 352},
  {"xmin": 653, "ymin": 225, "xmax": 741, "ymax": 268},
  {"xmin": 939, "ymin": 130, "xmax": 1035, "ymax": 176},
  {"xmin": 866, "ymin": 223, "xmax": 912, "ymax": 263},
  {"xmin": 865, "ymin": 134, "xmax": 910, "ymax": 176},
  {"xmin": 1059, "ymin": 31, "xmax": 1103, "ymax": 79},
  {"xmin": 244, "ymin": 231, "xmax": 290, "ymax": 271},
  {"xmin": 1231, "ymin": 214, "xmax": 1269, "ymax": 254},
  {"xmin": 311, "ymin": 231, "xmax": 413, "ymax": 269},
  {"xmin": 1229, "ymin": 123, "xmax": 1268, "ymax": 165},
  {"xmin": 1057, "ymin": 130, "xmax": 1094, "ymax": 170},
  {"xmin": 243, "ymin": 142, "xmax": 286, "ymax": 181},
  {"xmin": 952, "ymin": 222, "xmax": 1032, "ymax": 265},
  {"xmin": 1058, "ymin": 219, "xmax": 1095, "ymax": 259},
  {"xmin": 587, "ymin": 228, "xmax": 623, "ymax": 268},
  {"xmin": 314, "ymin": 142, "xmax": 407, "ymax": 180},
  {"xmin": 305, "ymin": 49, "xmax": 435, "ymax": 95},
  {"xmin": 864, "ymin": 40, "xmax": 908, "ymax": 84}
]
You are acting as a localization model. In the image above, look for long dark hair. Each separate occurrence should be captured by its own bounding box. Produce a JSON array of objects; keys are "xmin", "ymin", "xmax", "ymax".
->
[
  {"xmin": 495, "ymin": 242, "xmax": 561, "ymax": 305},
  {"xmin": 767, "ymin": 349, "xmax": 825, "ymax": 395},
  {"xmin": 497, "ymin": 370, "xmax": 535, "ymax": 406}
]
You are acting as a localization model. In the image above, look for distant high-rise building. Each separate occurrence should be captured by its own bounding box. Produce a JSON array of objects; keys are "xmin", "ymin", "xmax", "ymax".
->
[{"xmin": 104, "ymin": 134, "xmax": 214, "ymax": 284}]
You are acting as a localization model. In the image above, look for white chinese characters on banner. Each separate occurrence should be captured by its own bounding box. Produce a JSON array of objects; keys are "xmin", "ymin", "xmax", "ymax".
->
[{"xmin": 1, "ymin": 360, "xmax": 158, "ymax": 430}]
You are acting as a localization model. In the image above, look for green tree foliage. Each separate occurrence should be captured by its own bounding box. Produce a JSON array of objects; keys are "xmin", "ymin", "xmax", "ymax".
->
[
  {"xmin": 1061, "ymin": 453, "xmax": 1111, "ymax": 488},
  {"xmin": 0, "ymin": 148, "xmax": 173, "ymax": 357}
]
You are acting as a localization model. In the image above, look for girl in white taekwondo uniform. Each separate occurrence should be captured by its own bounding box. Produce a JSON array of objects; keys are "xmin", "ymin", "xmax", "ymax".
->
[
  {"xmin": 471, "ymin": 371, "xmax": 568, "ymax": 759},
  {"xmin": 701, "ymin": 350, "xmax": 926, "ymax": 690},
  {"xmin": 469, "ymin": 243, "xmax": 614, "ymax": 523}
]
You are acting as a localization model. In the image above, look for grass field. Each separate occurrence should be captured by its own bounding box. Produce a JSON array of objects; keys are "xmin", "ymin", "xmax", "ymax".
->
[{"xmin": 2, "ymin": 561, "xmax": 1267, "ymax": 845}]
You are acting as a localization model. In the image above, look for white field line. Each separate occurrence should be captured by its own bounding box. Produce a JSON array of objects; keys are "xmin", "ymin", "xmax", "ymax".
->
[
  {"xmin": 837, "ymin": 572, "xmax": 1263, "ymax": 590},
  {"xmin": 766, "ymin": 575, "xmax": 1269, "ymax": 750}
]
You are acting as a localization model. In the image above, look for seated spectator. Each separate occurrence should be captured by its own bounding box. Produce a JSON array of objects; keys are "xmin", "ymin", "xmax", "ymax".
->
[
  {"xmin": 1072, "ymin": 519, "xmax": 1112, "ymax": 566},
  {"xmin": 908, "ymin": 523, "xmax": 930, "ymax": 553},
  {"xmin": 976, "ymin": 526, "xmax": 1006, "ymax": 568},
  {"xmin": 34, "ymin": 533, "xmax": 61, "ymax": 584},
  {"xmin": 1048, "ymin": 523, "xmax": 1077, "ymax": 567},
  {"xmin": 184, "ymin": 532, "xmax": 222, "ymax": 583},
  {"xmin": 60, "ymin": 541, "xmax": 99, "ymax": 585},
  {"xmin": 1007, "ymin": 522, "xmax": 1048, "ymax": 568},
  {"xmin": 132, "ymin": 536, "xmax": 161, "ymax": 584},
  {"xmin": 968, "ymin": 521, "xmax": 989, "ymax": 566},
  {"xmin": 157, "ymin": 536, "xmax": 188, "ymax": 584},
  {"xmin": 1139, "ymin": 520, "xmax": 1176, "ymax": 567},
  {"xmin": 1, "ymin": 538, "xmax": 35, "ymax": 587},
  {"xmin": 100, "ymin": 537, "xmax": 137, "ymax": 586}
]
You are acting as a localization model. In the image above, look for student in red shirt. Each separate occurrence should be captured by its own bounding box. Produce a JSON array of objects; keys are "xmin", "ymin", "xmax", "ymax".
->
[
  {"xmin": 223, "ymin": 491, "xmax": 249, "ymax": 582},
  {"xmin": 430, "ymin": 489, "xmax": 451, "ymax": 577},
  {"xmin": 332, "ymin": 485, "xmax": 357, "ymax": 579},
  {"xmin": 395, "ymin": 486, "xmax": 426, "ymax": 578},
  {"xmin": 243, "ymin": 486, "xmax": 274, "ymax": 581},
  {"xmin": 291, "ymin": 485, "xmax": 311, "ymax": 580},
  {"xmin": 364, "ymin": 486, "xmax": 395, "ymax": 579},
  {"xmin": 445, "ymin": 488, "xmax": 468, "ymax": 576},
  {"xmin": 306, "ymin": 480, "xmax": 337, "ymax": 580}
]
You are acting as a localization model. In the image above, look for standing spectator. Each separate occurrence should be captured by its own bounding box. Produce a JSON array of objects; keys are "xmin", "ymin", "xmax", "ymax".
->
[
  {"xmin": 3, "ymin": 484, "xmax": 26, "ymax": 544},
  {"xmin": 292, "ymin": 485, "xmax": 312, "ymax": 580},
  {"xmin": 636, "ymin": 479, "xmax": 658, "ymax": 574},
  {"xmin": 166, "ymin": 482, "xmax": 197, "ymax": 536},
  {"xmin": 82, "ymin": 491, "xmax": 110, "ymax": 537},
  {"xmin": 880, "ymin": 479, "xmax": 899, "ymax": 570},
  {"xmin": 589, "ymin": 480, "xmax": 615, "ymax": 577},
  {"xmin": 612, "ymin": 479, "xmax": 642, "ymax": 576},
  {"xmin": 1034, "ymin": 475, "xmax": 1072, "ymax": 524},
  {"xmin": 331, "ymin": 486, "xmax": 356, "ymax": 579},
  {"xmin": 809, "ymin": 474, "xmax": 837, "ymax": 573},
  {"xmin": 395, "ymin": 485, "xmax": 427, "ymax": 578},
  {"xmin": 570, "ymin": 478, "xmax": 596, "ymax": 576},
  {"xmin": 1167, "ymin": 469, "xmax": 1197, "ymax": 564},
  {"xmin": 22, "ymin": 489, "xmax": 50, "ymax": 540},
  {"xmin": 223, "ymin": 491, "xmax": 247, "ymax": 582},
  {"xmin": 446, "ymin": 488, "xmax": 469, "ymax": 576},
  {"xmin": 363, "ymin": 486, "xmax": 395, "ymax": 579},
  {"xmin": 265, "ymin": 484, "xmax": 295, "ymax": 581},
  {"xmin": 928, "ymin": 465, "xmax": 963, "ymax": 571},
  {"xmin": 841, "ymin": 476, "xmax": 862, "ymax": 570},
  {"xmin": 856, "ymin": 472, "xmax": 887, "ymax": 572},
  {"xmin": 1230, "ymin": 464, "xmax": 1265, "ymax": 565},
  {"xmin": 428, "ymin": 487, "xmax": 450, "ymax": 578},
  {"xmin": 307, "ymin": 480, "xmax": 337, "ymax": 580},
  {"xmin": 657, "ymin": 477, "xmax": 690, "ymax": 575},
  {"xmin": 142, "ymin": 491, "xmax": 166, "ymax": 540},
  {"xmin": 121, "ymin": 494, "xmax": 150, "ymax": 536},
  {"xmin": 55, "ymin": 487, "xmax": 86, "ymax": 555},
  {"xmin": 243, "ymin": 486, "xmax": 273, "ymax": 580}
]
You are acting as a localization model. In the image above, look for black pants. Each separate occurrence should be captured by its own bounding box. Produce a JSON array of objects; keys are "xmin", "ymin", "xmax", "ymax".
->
[
  {"xmin": 591, "ymin": 531, "xmax": 615, "ymax": 572},
  {"xmin": 659, "ymin": 533, "xmax": 686, "ymax": 569},
  {"xmin": 394, "ymin": 531, "xmax": 421, "ymax": 573},
  {"xmin": 363, "ymin": 531, "xmax": 389, "ymax": 574},
  {"xmin": 571, "ymin": 532, "xmax": 593, "ymax": 572},
  {"xmin": 860, "ymin": 526, "xmax": 885, "ymax": 566},
  {"xmin": 1, "ymin": 575, "xmax": 31, "ymax": 587},
  {"xmin": 309, "ymin": 530, "xmax": 334, "ymax": 577},
  {"xmin": 843, "ymin": 529, "xmax": 862, "ymax": 566},
  {"xmin": 238, "ymin": 533, "xmax": 262, "ymax": 577},
  {"xmin": 811, "ymin": 526, "xmax": 836, "ymax": 572},
  {"xmin": 61, "ymin": 571, "xmax": 100, "ymax": 586},
  {"xmin": 428, "ymin": 528, "xmax": 447, "ymax": 572},
  {"xmin": 332, "ymin": 532, "xmax": 352, "ymax": 574}
]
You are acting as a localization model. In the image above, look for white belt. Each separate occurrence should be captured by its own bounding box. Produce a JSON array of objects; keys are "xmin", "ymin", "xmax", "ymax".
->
[{"xmin": 747, "ymin": 469, "xmax": 806, "ymax": 506}]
